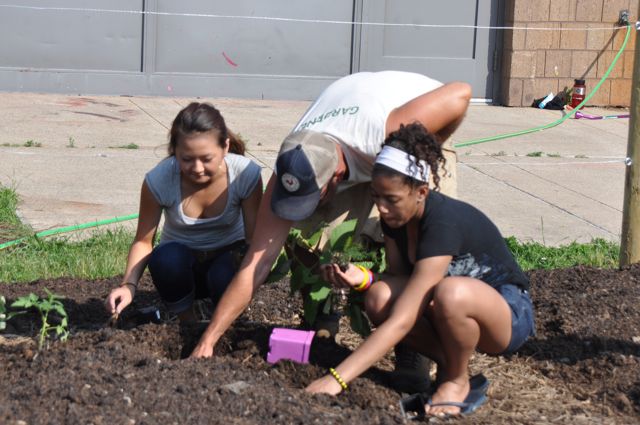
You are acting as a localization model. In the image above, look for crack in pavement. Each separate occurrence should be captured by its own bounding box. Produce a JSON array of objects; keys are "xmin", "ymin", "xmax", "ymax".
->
[{"xmin": 460, "ymin": 162, "xmax": 618, "ymax": 238}]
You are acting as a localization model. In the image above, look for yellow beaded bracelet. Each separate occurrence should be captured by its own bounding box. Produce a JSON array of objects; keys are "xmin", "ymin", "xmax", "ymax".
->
[{"xmin": 329, "ymin": 367, "xmax": 348, "ymax": 390}]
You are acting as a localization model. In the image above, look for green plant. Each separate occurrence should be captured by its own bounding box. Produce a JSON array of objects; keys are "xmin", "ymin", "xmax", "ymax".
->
[
  {"xmin": 282, "ymin": 219, "xmax": 385, "ymax": 337},
  {"xmin": 10, "ymin": 289, "xmax": 69, "ymax": 350},
  {"xmin": 67, "ymin": 137, "xmax": 76, "ymax": 148},
  {"xmin": 546, "ymin": 153, "xmax": 561, "ymax": 158},
  {"xmin": 526, "ymin": 151, "xmax": 543, "ymax": 157},
  {"xmin": 111, "ymin": 143, "xmax": 139, "ymax": 149},
  {"xmin": 23, "ymin": 140, "xmax": 42, "ymax": 147}
]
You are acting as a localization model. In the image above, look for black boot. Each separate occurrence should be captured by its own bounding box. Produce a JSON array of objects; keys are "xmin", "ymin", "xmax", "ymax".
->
[{"xmin": 389, "ymin": 343, "xmax": 432, "ymax": 394}]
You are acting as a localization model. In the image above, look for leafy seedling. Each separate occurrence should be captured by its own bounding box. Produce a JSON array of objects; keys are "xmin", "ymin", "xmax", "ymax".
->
[
  {"xmin": 10, "ymin": 289, "xmax": 69, "ymax": 350},
  {"xmin": 0, "ymin": 295, "xmax": 6, "ymax": 331},
  {"xmin": 283, "ymin": 219, "xmax": 385, "ymax": 337}
]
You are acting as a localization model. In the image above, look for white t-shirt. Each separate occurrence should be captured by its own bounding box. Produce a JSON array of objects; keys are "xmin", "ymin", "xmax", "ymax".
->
[
  {"xmin": 145, "ymin": 153, "xmax": 261, "ymax": 251},
  {"xmin": 292, "ymin": 71, "xmax": 443, "ymax": 188}
]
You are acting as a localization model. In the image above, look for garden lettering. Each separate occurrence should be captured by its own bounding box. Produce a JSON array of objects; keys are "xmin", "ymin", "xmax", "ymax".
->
[{"xmin": 298, "ymin": 106, "xmax": 360, "ymax": 130}]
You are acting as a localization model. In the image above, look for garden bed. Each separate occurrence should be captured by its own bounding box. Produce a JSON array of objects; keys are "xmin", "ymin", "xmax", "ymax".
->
[{"xmin": 1, "ymin": 264, "xmax": 639, "ymax": 424}]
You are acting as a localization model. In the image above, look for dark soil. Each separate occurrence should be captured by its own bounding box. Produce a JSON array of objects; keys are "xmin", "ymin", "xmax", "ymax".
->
[{"xmin": 1, "ymin": 265, "xmax": 640, "ymax": 424}]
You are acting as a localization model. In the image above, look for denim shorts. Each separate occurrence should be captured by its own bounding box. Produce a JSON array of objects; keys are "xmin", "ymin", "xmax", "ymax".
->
[{"xmin": 497, "ymin": 284, "xmax": 536, "ymax": 354}]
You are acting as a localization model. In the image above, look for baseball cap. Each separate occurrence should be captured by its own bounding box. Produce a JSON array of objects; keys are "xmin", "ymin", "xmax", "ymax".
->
[{"xmin": 271, "ymin": 130, "xmax": 339, "ymax": 221}]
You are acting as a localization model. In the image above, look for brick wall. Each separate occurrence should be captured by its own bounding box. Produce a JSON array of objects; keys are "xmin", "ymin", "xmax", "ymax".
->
[{"xmin": 501, "ymin": 0, "xmax": 637, "ymax": 106}]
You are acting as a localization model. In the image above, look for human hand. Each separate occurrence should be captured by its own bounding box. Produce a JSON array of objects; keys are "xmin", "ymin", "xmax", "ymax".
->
[
  {"xmin": 104, "ymin": 285, "xmax": 134, "ymax": 315},
  {"xmin": 189, "ymin": 337, "xmax": 214, "ymax": 358},
  {"xmin": 305, "ymin": 374, "xmax": 344, "ymax": 395},
  {"xmin": 320, "ymin": 263, "xmax": 367, "ymax": 290}
]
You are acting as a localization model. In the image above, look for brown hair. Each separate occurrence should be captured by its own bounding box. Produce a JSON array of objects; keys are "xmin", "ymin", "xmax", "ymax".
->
[
  {"xmin": 373, "ymin": 122, "xmax": 446, "ymax": 191},
  {"xmin": 168, "ymin": 102, "xmax": 245, "ymax": 156}
]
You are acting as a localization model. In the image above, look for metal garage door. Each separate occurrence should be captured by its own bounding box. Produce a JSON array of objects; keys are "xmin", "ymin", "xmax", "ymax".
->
[{"xmin": 354, "ymin": 0, "xmax": 500, "ymax": 101}]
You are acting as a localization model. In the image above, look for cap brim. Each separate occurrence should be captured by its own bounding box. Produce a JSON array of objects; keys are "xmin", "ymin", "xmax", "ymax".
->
[{"xmin": 271, "ymin": 184, "xmax": 321, "ymax": 221}]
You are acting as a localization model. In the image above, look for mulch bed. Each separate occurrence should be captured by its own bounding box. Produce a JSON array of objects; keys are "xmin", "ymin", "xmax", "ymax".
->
[{"xmin": 1, "ymin": 264, "xmax": 639, "ymax": 424}]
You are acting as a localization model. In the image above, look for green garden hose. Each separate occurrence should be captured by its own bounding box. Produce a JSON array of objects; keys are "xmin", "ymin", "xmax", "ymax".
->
[
  {"xmin": 0, "ymin": 25, "xmax": 632, "ymax": 250},
  {"xmin": 453, "ymin": 23, "xmax": 632, "ymax": 148},
  {"xmin": 0, "ymin": 213, "xmax": 139, "ymax": 250}
]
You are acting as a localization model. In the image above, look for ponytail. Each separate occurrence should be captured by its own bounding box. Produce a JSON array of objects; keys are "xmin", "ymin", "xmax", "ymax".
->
[{"xmin": 226, "ymin": 129, "xmax": 246, "ymax": 155}]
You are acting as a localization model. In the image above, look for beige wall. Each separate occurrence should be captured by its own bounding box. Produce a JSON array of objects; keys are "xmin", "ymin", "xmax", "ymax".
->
[{"xmin": 501, "ymin": 0, "xmax": 637, "ymax": 106}]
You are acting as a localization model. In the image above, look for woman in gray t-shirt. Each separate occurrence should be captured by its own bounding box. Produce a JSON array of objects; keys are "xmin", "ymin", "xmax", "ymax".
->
[{"xmin": 105, "ymin": 102, "xmax": 262, "ymax": 323}]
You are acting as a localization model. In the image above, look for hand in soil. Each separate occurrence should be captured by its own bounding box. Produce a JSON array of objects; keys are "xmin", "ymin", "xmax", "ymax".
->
[
  {"xmin": 190, "ymin": 336, "xmax": 215, "ymax": 358},
  {"xmin": 104, "ymin": 285, "xmax": 134, "ymax": 316},
  {"xmin": 305, "ymin": 374, "xmax": 344, "ymax": 395}
]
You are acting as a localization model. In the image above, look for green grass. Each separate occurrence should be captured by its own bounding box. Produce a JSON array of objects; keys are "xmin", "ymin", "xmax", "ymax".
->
[
  {"xmin": 0, "ymin": 185, "xmax": 622, "ymax": 284},
  {"xmin": 0, "ymin": 229, "xmax": 132, "ymax": 283},
  {"xmin": 0, "ymin": 185, "xmax": 133, "ymax": 283},
  {"xmin": 110, "ymin": 143, "xmax": 139, "ymax": 150},
  {"xmin": 505, "ymin": 236, "xmax": 619, "ymax": 270},
  {"xmin": 0, "ymin": 186, "xmax": 32, "ymax": 241}
]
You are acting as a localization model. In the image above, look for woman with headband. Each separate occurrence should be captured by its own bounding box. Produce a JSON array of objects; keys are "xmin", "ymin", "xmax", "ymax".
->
[{"xmin": 307, "ymin": 122, "xmax": 535, "ymax": 418}]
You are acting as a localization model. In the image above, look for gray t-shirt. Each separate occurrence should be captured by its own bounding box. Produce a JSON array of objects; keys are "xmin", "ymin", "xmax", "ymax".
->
[{"xmin": 145, "ymin": 153, "xmax": 261, "ymax": 251}]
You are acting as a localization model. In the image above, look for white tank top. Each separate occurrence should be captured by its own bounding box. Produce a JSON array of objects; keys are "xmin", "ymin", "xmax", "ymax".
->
[{"xmin": 292, "ymin": 71, "xmax": 442, "ymax": 187}]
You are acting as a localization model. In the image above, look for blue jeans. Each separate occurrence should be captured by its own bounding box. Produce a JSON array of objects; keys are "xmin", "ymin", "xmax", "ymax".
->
[
  {"xmin": 498, "ymin": 284, "xmax": 536, "ymax": 354},
  {"xmin": 147, "ymin": 241, "xmax": 243, "ymax": 314}
]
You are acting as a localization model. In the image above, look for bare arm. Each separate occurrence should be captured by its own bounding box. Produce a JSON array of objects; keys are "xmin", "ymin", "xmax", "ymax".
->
[
  {"xmin": 385, "ymin": 82, "xmax": 472, "ymax": 142},
  {"xmin": 106, "ymin": 181, "xmax": 162, "ymax": 314},
  {"xmin": 241, "ymin": 176, "xmax": 263, "ymax": 242},
  {"xmin": 307, "ymin": 255, "xmax": 452, "ymax": 394},
  {"xmin": 191, "ymin": 173, "xmax": 293, "ymax": 357}
]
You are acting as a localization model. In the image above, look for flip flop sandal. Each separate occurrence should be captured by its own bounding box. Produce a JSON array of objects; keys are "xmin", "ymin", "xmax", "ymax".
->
[
  {"xmin": 399, "ymin": 374, "xmax": 490, "ymax": 420},
  {"xmin": 427, "ymin": 391, "xmax": 488, "ymax": 417}
]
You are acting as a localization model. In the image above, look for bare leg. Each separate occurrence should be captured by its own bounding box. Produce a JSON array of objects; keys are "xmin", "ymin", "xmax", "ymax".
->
[
  {"xmin": 425, "ymin": 277, "xmax": 512, "ymax": 417},
  {"xmin": 365, "ymin": 275, "xmax": 446, "ymax": 366}
]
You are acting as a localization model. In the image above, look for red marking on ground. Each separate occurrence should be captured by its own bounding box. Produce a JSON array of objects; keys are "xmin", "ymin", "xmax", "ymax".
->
[{"xmin": 222, "ymin": 52, "xmax": 238, "ymax": 67}]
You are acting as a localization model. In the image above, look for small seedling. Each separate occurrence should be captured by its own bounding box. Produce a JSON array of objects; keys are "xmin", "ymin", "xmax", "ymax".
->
[
  {"xmin": 546, "ymin": 153, "xmax": 561, "ymax": 158},
  {"xmin": 108, "ymin": 312, "xmax": 119, "ymax": 328},
  {"xmin": 11, "ymin": 289, "xmax": 69, "ymax": 350},
  {"xmin": 0, "ymin": 295, "xmax": 6, "ymax": 331},
  {"xmin": 283, "ymin": 219, "xmax": 383, "ymax": 337},
  {"xmin": 67, "ymin": 137, "xmax": 76, "ymax": 148},
  {"xmin": 575, "ymin": 154, "xmax": 588, "ymax": 159},
  {"xmin": 526, "ymin": 151, "xmax": 543, "ymax": 157},
  {"xmin": 23, "ymin": 140, "xmax": 42, "ymax": 147}
]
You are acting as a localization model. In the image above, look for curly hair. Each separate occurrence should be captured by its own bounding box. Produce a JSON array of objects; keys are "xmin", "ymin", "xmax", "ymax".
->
[{"xmin": 373, "ymin": 122, "xmax": 446, "ymax": 191}]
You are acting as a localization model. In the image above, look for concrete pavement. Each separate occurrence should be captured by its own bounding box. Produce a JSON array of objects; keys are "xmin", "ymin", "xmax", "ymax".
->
[{"xmin": 0, "ymin": 92, "xmax": 629, "ymax": 246}]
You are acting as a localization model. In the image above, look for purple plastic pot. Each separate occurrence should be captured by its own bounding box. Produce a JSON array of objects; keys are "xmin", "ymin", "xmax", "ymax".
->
[{"xmin": 266, "ymin": 328, "xmax": 315, "ymax": 364}]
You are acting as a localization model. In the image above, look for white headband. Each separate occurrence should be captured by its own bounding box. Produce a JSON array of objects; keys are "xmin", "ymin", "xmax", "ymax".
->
[{"xmin": 375, "ymin": 145, "xmax": 430, "ymax": 182}]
